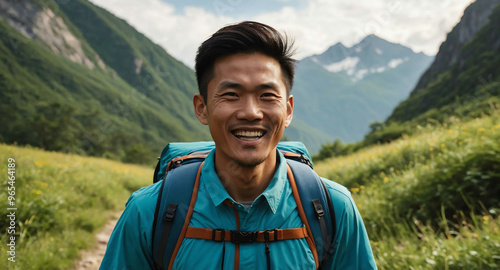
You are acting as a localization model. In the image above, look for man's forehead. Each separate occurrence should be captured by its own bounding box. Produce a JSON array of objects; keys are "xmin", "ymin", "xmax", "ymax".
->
[{"xmin": 212, "ymin": 53, "xmax": 283, "ymax": 81}]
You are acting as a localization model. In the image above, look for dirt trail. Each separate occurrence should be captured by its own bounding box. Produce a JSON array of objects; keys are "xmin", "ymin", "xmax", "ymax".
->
[{"xmin": 74, "ymin": 212, "xmax": 120, "ymax": 270}]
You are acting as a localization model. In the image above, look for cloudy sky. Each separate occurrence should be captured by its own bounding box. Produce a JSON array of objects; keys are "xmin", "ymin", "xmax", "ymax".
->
[{"xmin": 91, "ymin": 0, "xmax": 474, "ymax": 68}]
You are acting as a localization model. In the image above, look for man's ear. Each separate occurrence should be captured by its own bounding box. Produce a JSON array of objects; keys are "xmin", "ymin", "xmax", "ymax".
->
[
  {"xmin": 285, "ymin": 94, "xmax": 294, "ymax": 127},
  {"xmin": 193, "ymin": 94, "xmax": 208, "ymax": 125}
]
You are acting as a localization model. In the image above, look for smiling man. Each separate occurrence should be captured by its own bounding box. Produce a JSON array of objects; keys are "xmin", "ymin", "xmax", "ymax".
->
[
  {"xmin": 101, "ymin": 21, "xmax": 376, "ymax": 269},
  {"xmin": 193, "ymin": 52, "xmax": 293, "ymax": 202}
]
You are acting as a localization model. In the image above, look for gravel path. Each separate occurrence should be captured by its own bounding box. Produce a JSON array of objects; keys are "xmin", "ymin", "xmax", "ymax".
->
[{"xmin": 74, "ymin": 213, "xmax": 120, "ymax": 270}]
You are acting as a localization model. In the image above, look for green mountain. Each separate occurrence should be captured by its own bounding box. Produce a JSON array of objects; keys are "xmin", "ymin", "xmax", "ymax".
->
[
  {"xmin": 0, "ymin": 0, "xmax": 210, "ymax": 163},
  {"xmin": 288, "ymin": 35, "xmax": 433, "ymax": 153},
  {"xmin": 386, "ymin": 0, "xmax": 500, "ymax": 124}
]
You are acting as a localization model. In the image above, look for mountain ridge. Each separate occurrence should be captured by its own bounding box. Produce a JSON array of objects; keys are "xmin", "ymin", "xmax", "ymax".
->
[
  {"xmin": 0, "ymin": 0, "xmax": 210, "ymax": 163},
  {"xmin": 0, "ymin": 0, "xmax": 437, "ymax": 158},
  {"xmin": 411, "ymin": 0, "xmax": 500, "ymax": 94},
  {"xmin": 304, "ymin": 34, "xmax": 427, "ymax": 82},
  {"xmin": 289, "ymin": 33, "xmax": 433, "ymax": 152},
  {"xmin": 387, "ymin": 0, "xmax": 500, "ymax": 124}
]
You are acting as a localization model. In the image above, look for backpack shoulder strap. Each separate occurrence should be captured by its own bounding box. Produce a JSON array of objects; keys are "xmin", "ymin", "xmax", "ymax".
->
[
  {"xmin": 286, "ymin": 159, "xmax": 336, "ymax": 269},
  {"xmin": 152, "ymin": 161, "xmax": 203, "ymax": 270}
]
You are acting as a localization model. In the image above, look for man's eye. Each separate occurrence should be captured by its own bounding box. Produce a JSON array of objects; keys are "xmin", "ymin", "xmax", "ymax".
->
[
  {"xmin": 262, "ymin": 93, "xmax": 278, "ymax": 98},
  {"xmin": 222, "ymin": 92, "xmax": 238, "ymax": 97}
]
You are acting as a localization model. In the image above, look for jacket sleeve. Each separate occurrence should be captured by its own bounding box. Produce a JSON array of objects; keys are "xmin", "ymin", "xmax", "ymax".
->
[
  {"xmin": 321, "ymin": 179, "xmax": 377, "ymax": 270},
  {"xmin": 100, "ymin": 187, "xmax": 158, "ymax": 270}
]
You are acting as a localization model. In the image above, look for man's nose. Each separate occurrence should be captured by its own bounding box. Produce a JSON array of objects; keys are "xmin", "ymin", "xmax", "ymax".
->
[{"xmin": 236, "ymin": 97, "xmax": 264, "ymax": 121}]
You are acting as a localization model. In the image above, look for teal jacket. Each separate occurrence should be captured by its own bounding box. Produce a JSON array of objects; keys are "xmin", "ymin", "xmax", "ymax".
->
[{"xmin": 100, "ymin": 150, "xmax": 377, "ymax": 269}]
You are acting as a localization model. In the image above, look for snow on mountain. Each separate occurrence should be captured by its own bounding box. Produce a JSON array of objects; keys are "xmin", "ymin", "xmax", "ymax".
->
[
  {"xmin": 323, "ymin": 57, "xmax": 359, "ymax": 73},
  {"xmin": 303, "ymin": 34, "xmax": 423, "ymax": 81},
  {"xmin": 291, "ymin": 34, "xmax": 434, "ymax": 152}
]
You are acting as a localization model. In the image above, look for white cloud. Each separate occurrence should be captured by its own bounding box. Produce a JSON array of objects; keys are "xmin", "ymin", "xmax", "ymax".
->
[
  {"xmin": 91, "ymin": 0, "xmax": 235, "ymax": 67},
  {"xmin": 252, "ymin": 0, "xmax": 474, "ymax": 58},
  {"xmin": 91, "ymin": 0, "xmax": 474, "ymax": 68}
]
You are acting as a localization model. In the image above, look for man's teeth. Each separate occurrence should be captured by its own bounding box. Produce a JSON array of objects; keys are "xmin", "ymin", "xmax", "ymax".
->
[{"xmin": 234, "ymin": 130, "xmax": 264, "ymax": 138}]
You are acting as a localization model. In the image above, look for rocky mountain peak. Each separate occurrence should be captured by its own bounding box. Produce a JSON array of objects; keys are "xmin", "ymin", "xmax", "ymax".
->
[
  {"xmin": 413, "ymin": 0, "xmax": 500, "ymax": 92},
  {"xmin": 0, "ymin": 0, "xmax": 103, "ymax": 69},
  {"xmin": 303, "ymin": 34, "xmax": 430, "ymax": 82}
]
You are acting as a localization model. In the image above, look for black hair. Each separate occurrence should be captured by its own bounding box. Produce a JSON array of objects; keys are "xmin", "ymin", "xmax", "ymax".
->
[{"xmin": 195, "ymin": 21, "xmax": 296, "ymax": 102}]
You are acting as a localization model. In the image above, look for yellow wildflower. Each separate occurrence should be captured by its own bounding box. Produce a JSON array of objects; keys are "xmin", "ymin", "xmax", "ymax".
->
[
  {"xmin": 478, "ymin": 128, "xmax": 485, "ymax": 132},
  {"xmin": 383, "ymin": 177, "xmax": 389, "ymax": 183},
  {"xmin": 473, "ymin": 233, "xmax": 478, "ymax": 238},
  {"xmin": 351, "ymin": 187, "xmax": 360, "ymax": 193},
  {"xmin": 360, "ymin": 185, "xmax": 365, "ymax": 190}
]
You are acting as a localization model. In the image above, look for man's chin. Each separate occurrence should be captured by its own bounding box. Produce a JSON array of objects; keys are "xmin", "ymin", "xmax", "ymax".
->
[{"xmin": 231, "ymin": 156, "xmax": 267, "ymax": 168}]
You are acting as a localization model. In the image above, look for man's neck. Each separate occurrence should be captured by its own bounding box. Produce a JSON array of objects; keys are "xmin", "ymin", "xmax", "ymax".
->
[{"xmin": 214, "ymin": 152, "xmax": 278, "ymax": 203}]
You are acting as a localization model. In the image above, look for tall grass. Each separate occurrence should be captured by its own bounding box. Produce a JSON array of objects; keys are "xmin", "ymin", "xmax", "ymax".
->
[
  {"xmin": 0, "ymin": 144, "xmax": 150, "ymax": 269},
  {"xmin": 315, "ymin": 114, "xmax": 500, "ymax": 269},
  {"xmin": 1, "ymin": 113, "xmax": 499, "ymax": 269}
]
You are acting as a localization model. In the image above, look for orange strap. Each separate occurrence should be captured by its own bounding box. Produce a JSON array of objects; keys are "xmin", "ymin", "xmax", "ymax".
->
[
  {"xmin": 185, "ymin": 226, "xmax": 309, "ymax": 242},
  {"xmin": 287, "ymin": 164, "xmax": 320, "ymax": 269},
  {"xmin": 166, "ymin": 152, "xmax": 210, "ymax": 171},
  {"xmin": 282, "ymin": 152, "xmax": 302, "ymax": 158}
]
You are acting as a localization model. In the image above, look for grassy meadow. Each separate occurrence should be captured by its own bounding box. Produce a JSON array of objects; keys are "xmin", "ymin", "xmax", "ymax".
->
[
  {"xmin": 316, "ymin": 112, "xmax": 500, "ymax": 269},
  {"xmin": 1, "ymin": 112, "xmax": 499, "ymax": 269},
  {"xmin": 0, "ymin": 144, "xmax": 150, "ymax": 269}
]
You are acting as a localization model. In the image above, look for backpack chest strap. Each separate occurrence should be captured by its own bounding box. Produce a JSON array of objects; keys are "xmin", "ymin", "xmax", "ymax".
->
[{"xmin": 185, "ymin": 226, "xmax": 308, "ymax": 243}]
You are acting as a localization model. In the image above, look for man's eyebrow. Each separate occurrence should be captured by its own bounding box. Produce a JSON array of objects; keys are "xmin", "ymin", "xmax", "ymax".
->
[
  {"xmin": 257, "ymin": 82, "xmax": 280, "ymax": 90},
  {"xmin": 218, "ymin": 81, "xmax": 242, "ymax": 90},
  {"xmin": 216, "ymin": 81, "xmax": 281, "ymax": 91}
]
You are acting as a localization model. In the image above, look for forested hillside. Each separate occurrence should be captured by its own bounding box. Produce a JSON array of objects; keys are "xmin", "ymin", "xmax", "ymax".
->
[{"xmin": 0, "ymin": 0, "xmax": 210, "ymax": 164}]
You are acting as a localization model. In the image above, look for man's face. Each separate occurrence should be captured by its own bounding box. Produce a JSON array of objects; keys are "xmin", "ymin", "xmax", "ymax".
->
[{"xmin": 194, "ymin": 52, "xmax": 293, "ymax": 168}]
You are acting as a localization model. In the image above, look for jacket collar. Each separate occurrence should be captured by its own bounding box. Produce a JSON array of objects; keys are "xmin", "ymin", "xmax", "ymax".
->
[{"xmin": 201, "ymin": 149, "xmax": 287, "ymax": 214}]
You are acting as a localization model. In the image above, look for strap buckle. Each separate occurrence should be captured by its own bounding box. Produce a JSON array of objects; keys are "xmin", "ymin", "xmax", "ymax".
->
[
  {"xmin": 264, "ymin": 229, "xmax": 279, "ymax": 242},
  {"xmin": 312, "ymin": 199, "xmax": 325, "ymax": 217},
  {"xmin": 212, "ymin": 229, "xmax": 225, "ymax": 242},
  {"xmin": 230, "ymin": 230, "xmax": 258, "ymax": 244},
  {"xmin": 164, "ymin": 203, "xmax": 177, "ymax": 222}
]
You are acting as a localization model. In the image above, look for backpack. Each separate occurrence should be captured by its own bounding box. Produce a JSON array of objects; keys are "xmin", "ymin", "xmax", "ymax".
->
[{"xmin": 151, "ymin": 141, "xmax": 336, "ymax": 270}]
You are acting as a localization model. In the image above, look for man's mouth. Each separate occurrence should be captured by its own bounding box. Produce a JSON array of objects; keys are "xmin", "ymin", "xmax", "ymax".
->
[{"xmin": 232, "ymin": 129, "xmax": 267, "ymax": 141}]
